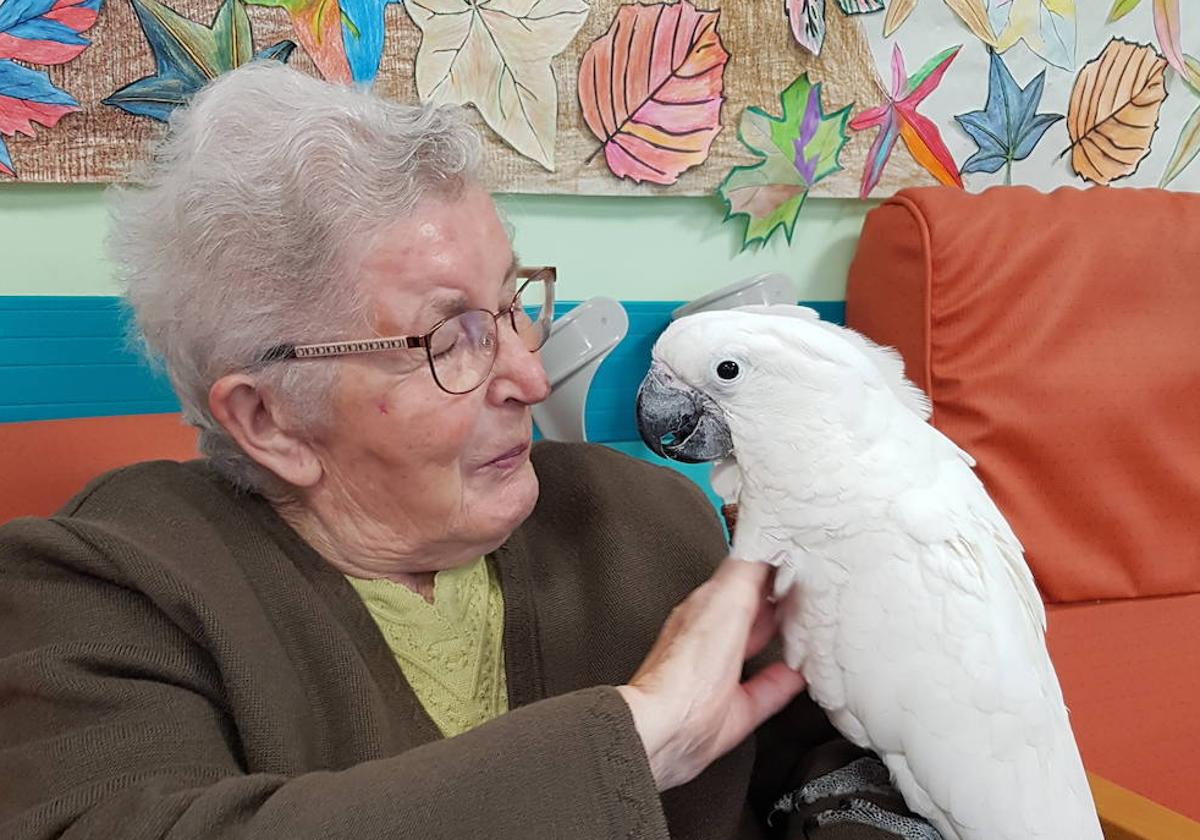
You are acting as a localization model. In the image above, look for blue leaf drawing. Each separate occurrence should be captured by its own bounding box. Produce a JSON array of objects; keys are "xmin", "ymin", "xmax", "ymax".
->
[
  {"xmin": 103, "ymin": 0, "xmax": 294, "ymax": 123},
  {"xmin": 955, "ymin": 49, "xmax": 1064, "ymax": 184}
]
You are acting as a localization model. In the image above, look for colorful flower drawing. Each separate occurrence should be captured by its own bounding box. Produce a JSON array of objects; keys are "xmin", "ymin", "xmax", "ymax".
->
[
  {"xmin": 104, "ymin": 0, "xmax": 295, "ymax": 123},
  {"xmin": 0, "ymin": 0, "xmax": 102, "ymax": 177},
  {"xmin": 849, "ymin": 43, "xmax": 963, "ymax": 198}
]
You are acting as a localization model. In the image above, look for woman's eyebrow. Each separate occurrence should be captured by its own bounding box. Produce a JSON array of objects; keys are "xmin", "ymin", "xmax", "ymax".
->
[
  {"xmin": 422, "ymin": 291, "xmax": 471, "ymax": 325},
  {"xmin": 415, "ymin": 259, "xmax": 520, "ymax": 328}
]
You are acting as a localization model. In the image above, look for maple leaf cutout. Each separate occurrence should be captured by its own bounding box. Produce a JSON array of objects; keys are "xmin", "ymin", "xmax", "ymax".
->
[
  {"xmin": 849, "ymin": 43, "xmax": 963, "ymax": 199},
  {"xmin": 955, "ymin": 49, "xmax": 1062, "ymax": 184},
  {"xmin": 104, "ymin": 0, "xmax": 294, "ymax": 123},
  {"xmin": 717, "ymin": 74, "xmax": 850, "ymax": 249},
  {"xmin": 408, "ymin": 0, "xmax": 589, "ymax": 172}
]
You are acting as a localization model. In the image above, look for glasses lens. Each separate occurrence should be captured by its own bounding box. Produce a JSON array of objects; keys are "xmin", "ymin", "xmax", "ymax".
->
[
  {"xmin": 428, "ymin": 310, "xmax": 498, "ymax": 394},
  {"xmin": 512, "ymin": 270, "xmax": 554, "ymax": 352}
]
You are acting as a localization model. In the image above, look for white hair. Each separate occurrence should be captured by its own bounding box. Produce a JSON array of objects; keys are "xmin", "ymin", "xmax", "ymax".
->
[{"xmin": 109, "ymin": 62, "xmax": 483, "ymax": 494}]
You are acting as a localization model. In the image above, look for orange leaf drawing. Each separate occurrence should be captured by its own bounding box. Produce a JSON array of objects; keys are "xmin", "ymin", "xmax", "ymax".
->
[
  {"xmin": 1066, "ymin": 38, "xmax": 1167, "ymax": 185},
  {"xmin": 578, "ymin": 0, "xmax": 728, "ymax": 185}
]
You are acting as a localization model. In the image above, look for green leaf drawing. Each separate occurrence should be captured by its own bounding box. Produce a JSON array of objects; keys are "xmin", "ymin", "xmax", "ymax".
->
[
  {"xmin": 1108, "ymin": 0, "xmax": 1143, "ymax": 22},
  {"xmin": 717, "ymin": 74, "xmax": 850, "ymax": 250}
]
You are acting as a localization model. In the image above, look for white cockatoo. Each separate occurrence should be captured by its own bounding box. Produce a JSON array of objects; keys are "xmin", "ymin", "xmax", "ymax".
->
[{"xmin": 635, "ymin": 305, "xmax": 1102, "ymax": 840}]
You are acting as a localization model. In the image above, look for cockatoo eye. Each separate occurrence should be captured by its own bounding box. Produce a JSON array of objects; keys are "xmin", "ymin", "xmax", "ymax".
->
[{"xmin": 716, "ymin": 360, "xmax": 740, "ymax": 381}]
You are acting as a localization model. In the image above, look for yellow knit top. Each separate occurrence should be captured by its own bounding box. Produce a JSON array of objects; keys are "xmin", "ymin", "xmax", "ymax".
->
[{"xmin": 346, "ymin": 557, "xmax": 508, "ymax": 738}]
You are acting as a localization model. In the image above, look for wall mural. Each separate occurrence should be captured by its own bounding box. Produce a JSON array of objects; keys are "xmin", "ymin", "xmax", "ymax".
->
[{"xmin": 3, "ymin": 0, "xmax": 1200, "ymax": 249}]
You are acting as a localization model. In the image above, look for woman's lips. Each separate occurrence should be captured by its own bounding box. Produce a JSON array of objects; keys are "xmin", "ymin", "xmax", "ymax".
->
[{"xmin": 485, "ymin": 441, "xmax": 530, "ymax": 470}]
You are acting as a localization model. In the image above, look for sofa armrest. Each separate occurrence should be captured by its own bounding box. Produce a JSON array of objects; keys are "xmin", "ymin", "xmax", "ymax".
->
[{"xmin": 1091, "ymin": 774, "xmax": 1200, "ymax": 840}]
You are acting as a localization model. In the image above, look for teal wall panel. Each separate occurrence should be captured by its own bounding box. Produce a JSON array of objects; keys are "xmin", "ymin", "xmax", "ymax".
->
[{"xmin": 0, "ymin": 296, "xmax": 845, "ymax": 435}]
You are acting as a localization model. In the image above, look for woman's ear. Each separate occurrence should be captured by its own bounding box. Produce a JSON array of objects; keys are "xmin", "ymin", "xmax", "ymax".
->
[{"xmin": 208, "ymin": 374, "xmax": 323, "ymax": 488}]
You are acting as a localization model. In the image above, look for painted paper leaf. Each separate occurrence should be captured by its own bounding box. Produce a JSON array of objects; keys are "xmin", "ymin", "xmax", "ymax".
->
[
  {"xmin": 717, "ymin": 74, "xmax": 850, "ymax": 248},
  {"xmin": 245, "ymin": 0, "xmax": 350, "ymax": 81},
  {"xmin": 1108, "ymin": 0, "xmax": 1142, "ymax": 22},
  {"xmin": 104, "ymin": 0, "xmax": 294, "ymax": 123},
  {"xmin": 884, "ymin": 0, "xmax": 915, "ymax": 36},
  {"xmin": 338, "ymin": 0, "xmax": 400, "ymax": 82},
  {"xmin": 411, "ymin": 0, "xmax": 589, "ymax": 172},
  {"xmin": 945, "ymin": 0, "xmax": 996, "ymax": 46},
  {"xmin": 579, "ymin": 1, "xmax": 727, "ymax": 185},
  {"xmin": 0, "ymin": 0, "xmax": 100, "ymax": 177},
  {"xmin": 1066, "ymin": 38, "xmax": 1167, "ymax": 185},
  {"xmin": 786, "ymin": 0, "xmax": 825, "ymax": 54},
  {"xmin": 0, "ymin": 59, "xmax": 76, "ymax": 176},
  {"xmin": 0, "ymin": 0, "xmax": 101, "ymax": 64},
  {"xmin": 848, "ymin": 43, "xmax": 962, "ymax": 198},
  {"xmin": 990, "ymin": 0, "xmax": 1076, "ymax": 70},
  {"xmin": 835, "ymin": 0, "xmax": 884, "ymax": 13},
  {"xmin": 955, "ymin": 49, "xmax": 1063, "ymax": 183},
  {"xmin": 1104, "ymin": 0, "xmax": 1200, "ymax": 89},
  {"xmin": 1151, "ymin": 0, "xmax": 1200, "ymax": 90},
  {"xmin": 885, "ymin": 0, "xmax": 993, "ymax": 41},
  {"xmin": 1160, "ymin": 99, "xmax": 1200, "ymax": 186}
]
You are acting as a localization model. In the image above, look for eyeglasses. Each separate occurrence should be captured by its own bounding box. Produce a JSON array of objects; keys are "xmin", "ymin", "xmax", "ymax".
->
[{"xmin": 257, "ymin": 266, "xmax": 556, "ymax": 395}]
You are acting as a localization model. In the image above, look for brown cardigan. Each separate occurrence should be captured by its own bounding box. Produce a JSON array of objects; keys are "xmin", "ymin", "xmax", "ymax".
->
[{"xmin": 0, "ymin": 442, "xmax": 914, "ymax": 839}]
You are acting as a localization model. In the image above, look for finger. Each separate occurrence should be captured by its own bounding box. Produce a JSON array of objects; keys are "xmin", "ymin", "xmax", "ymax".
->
[
  {"xmin": 744, "ymin": 598, "xmax": 780, "ymax": 659},
  {"xmin": 737, "ymin": 661, "xmax": 807, "ymax": 729},
  {"xmin": 711, "ymin": 556, "xmax": 771, "ymax": 609}
]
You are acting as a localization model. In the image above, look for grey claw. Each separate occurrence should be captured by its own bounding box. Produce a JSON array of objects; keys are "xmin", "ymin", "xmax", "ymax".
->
[
  {"xmin": 811, "ymin": 798, "xmax": 944, "ymax": 840},
  {"xmin": 798, "ymin": 757, "xmax": 895, "ymax": 805},
  {"xmin": 768, "ymin": 757, "xmax": 896, "ymax": 827}
]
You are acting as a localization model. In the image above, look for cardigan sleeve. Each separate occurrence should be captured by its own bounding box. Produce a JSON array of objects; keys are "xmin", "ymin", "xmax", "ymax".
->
[{"xmin": 0, "ymin": 517, "xmax": 668, "ymax": 840}]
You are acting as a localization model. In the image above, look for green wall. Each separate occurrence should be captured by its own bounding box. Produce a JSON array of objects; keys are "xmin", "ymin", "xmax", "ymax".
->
[{"xmin": 0, "ymin": 184, "xmax": 871, "ymax": 301}]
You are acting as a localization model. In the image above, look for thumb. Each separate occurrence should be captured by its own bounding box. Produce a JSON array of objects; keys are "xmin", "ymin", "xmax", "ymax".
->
[{"xmin": 738, "ymin": 662, "xmax": 807, "ymax": 729}]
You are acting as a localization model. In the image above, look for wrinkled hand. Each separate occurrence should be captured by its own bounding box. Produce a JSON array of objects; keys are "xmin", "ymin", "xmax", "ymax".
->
[{"xmin": 617, "ymin": 556, "xmax": 807, "ymax": 791}]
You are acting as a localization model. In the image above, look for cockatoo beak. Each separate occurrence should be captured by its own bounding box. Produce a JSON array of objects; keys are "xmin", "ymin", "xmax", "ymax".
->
[{"xmin": 636, "ymin": 363, "xmax": 733, "ymax": 464}]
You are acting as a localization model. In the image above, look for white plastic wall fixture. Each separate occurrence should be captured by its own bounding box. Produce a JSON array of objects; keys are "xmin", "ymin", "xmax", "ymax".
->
[
  {"xmin": 670, "ymin": 273, "xmax": 798, "ymax": 320},
  {"xmin": 532, "ymin": 296, "xmax": 630, "ymax": 443}
]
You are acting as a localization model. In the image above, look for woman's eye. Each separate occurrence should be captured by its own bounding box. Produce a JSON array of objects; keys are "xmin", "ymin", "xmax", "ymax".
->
[{"xmin": 431, "ymin": 333, "xmax": 461, "ymax": 361}]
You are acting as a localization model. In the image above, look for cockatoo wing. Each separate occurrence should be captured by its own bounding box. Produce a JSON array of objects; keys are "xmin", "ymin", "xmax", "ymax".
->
[{"xmin": 772, "ymin": 426, "xmax": 1096, "ymax": 840}]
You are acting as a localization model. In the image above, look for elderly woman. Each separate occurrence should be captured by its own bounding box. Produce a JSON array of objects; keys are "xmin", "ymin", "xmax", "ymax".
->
[{"xmin": 0, "ymin": 65, "xmax": 933, "ymax": 839}]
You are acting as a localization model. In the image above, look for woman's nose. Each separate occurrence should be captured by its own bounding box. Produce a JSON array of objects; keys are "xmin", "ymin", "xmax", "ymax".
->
[{"xmin": 488, "ymin": 318, "xmax": 550, "ymax": 405}]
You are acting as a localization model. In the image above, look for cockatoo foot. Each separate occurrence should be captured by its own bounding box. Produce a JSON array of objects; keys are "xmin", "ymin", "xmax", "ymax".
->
[
  {"xmin": 811, "ymin": 799, "xmax": 944, "ymax": 839},
  {"xmin": 769, "ymin": 758, "xmax": 943, "ymax": 838}
]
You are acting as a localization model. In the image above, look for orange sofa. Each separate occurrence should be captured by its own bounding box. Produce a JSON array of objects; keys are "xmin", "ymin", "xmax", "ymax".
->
[
  {"xmin": 0, "ymin": 413, "xmax": 198, "ymax": 522},
  {"xmin": 846, "ymin": 186, "xmax": 1200, "ymax": 834}
]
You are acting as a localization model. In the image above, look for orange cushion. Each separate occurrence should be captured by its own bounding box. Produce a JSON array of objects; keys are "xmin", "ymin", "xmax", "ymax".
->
[
  {"xmin": 846, "ymin": 186, "xmax": 1200, "ymax": 604},
  {"xmin": 1048, "ymin": 594, "xmax": 1200, "ymax": 821},
  {"xmin": 0, "ymin": 413, "xmax": 198, "ymax": 522}
]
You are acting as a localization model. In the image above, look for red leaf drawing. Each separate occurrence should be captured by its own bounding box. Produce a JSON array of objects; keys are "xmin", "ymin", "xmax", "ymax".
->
[{"xmin": 579, "ymin": 0, "xmax": 727, "ymax": 185}]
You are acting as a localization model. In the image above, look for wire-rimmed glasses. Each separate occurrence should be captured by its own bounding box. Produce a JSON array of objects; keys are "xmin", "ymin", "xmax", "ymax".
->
[{"xmin": 256, "ymin": 266, "xmax": 556, "ymax": 395}]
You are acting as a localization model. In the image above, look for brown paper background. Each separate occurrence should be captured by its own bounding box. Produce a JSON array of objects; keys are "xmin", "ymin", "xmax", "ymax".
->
[{"xmin": 7, "ymin": 0, "xmax": 934, "ymax": 195}]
